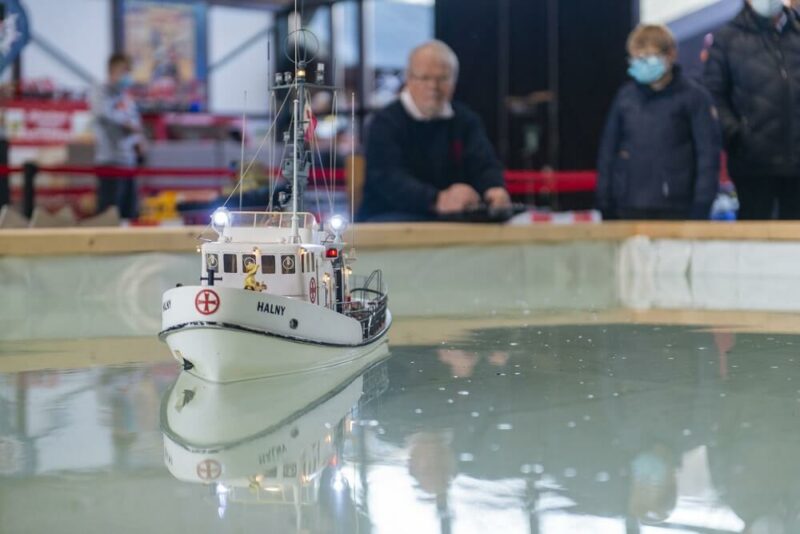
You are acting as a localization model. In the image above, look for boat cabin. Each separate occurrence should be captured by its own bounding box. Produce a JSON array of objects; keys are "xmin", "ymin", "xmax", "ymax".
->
[{"xmin": 200, "ymin": 210, "xmax": 345, "ymax": 308}]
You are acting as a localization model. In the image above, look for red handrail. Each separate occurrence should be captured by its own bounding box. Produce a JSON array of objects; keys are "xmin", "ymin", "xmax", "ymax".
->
[
  {"xmin": 505, "ymin": 170, "xmax": 597, "ymax": 194},
  {"xmin": 0, "ymin": 165, "xmax": 598, "ymax": 193}
]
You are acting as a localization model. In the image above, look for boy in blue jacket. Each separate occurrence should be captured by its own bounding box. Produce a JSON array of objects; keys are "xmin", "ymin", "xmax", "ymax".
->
[{"xmin": 597, "ymin": 25, "xmax": 722, "ymax": 220}]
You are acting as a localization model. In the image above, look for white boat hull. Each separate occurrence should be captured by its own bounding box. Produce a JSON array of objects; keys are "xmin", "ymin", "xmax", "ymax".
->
[
  {"xmin": 160, "ymin": 286, "xmax": 391, "ymax": 382},
  {"xmin": 162, "ymin": 324, "xmax": 390, "ymax": 383}
]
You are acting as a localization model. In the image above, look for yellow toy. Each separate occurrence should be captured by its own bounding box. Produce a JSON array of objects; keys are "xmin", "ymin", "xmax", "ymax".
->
[{"xmin": 243, "ymin": 261, "xmax": 267, "ymax": 292}]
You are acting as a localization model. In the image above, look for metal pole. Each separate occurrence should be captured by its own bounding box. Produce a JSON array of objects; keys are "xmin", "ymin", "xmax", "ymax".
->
[
  {"xmin": 351, "ymin": 93, "xmax": 356, "ymax": 251},
  {"xmin": 546, "ymin": 0, "xmax": 560, "ymax": 209},
  {"xmin": 298, "ymin": 66, "xmax": 306, "ymax": 215},
  {"xmin": 291, "ymin": 98, "xmax": 300, "ymax": 241},
  {"xmin": 111, "ymin": 0, "xmax": 124, "ymax": 53},
  {"xmin": 23, "ymin": 162, "xmax": 37, "ymax": 218},
  {"xmin": 497, "ymin": 0, "xmax": 511, "ymax": 164},
  {"xmin": 240, "ymin": 94, "xmax": 246, "ymax": 211},
  {"xmin": 0, "ymin": 139, "xmax": 8, "ymax": 208},
  {"xmin": 10, "ymin": 1, "xmax": 21, "ymax": 99},
  {"xmin": 334, "ymin": 257, "xmax": 344, "ymax": 313},
  {"xmin": 356, "ymin": 0, "xmax": 367, "ymax": 139},
  {"xmin": 0, "ymin": 4, "xmax": 8, "ymax": 208},
  {"xmin": 547, "ymin": 0, "xmax": 560, "ymax": 168}
]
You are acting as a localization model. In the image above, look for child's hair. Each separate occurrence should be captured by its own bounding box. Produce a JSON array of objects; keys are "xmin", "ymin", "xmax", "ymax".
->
[
  {"xmin": 627, "ymin": 24, "xmax": 677, "ymax": 56},
  {"xmin": 107, "ymin": 52, "xmax": 131, "ymax": 72}
]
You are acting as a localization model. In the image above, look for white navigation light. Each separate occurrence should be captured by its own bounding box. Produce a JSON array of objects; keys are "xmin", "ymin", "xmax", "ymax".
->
[
  {"xmin": 211, "ymin": 208, "xmax": 231, "ymax": 235},
  {"xmin": 328, "ymin": 214, "xmax": 347, "ymax": 233}
]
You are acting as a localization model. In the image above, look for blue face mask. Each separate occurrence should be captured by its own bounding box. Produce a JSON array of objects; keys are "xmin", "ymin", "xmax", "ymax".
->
[
  {"xmin": 628, "ymin": 55, "xmax": 668, "ymax": 85},
  {"xmin": 750, "ymin": 0, "xmax": 784, "ymax": 18},
  {"xmin": 117, "ymin": 74, "xmax": 133, "ymax": 90}
]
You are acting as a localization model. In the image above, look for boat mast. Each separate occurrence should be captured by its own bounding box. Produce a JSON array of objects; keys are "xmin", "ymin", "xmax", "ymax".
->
[
  {"xmin": 290, "ymin": 0, "xmax": 305, "ymax": 242},
  {"xmin": 240, "ymin": 92, "xmax": 246, "ymax": 211},
  {"xmin": 292, "ymin": 97, "xmax": 300, "ymax": 242}
]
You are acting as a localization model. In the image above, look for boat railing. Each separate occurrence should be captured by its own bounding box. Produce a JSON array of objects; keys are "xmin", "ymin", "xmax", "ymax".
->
[
  {"xmin": 348, "ymin": 270, "xmax": 386, "ymax": 296},
  {"xmin": 228, "ymin": 211, "xmax": 318, "ymax": 230},
  {"xmin": 344, "ymin": 270, "xmax": 388, "ymax": 340}
]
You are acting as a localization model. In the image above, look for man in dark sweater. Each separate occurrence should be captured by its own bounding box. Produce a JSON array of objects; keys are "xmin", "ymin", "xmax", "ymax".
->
[
  {"xmin": 704, "ymin": 0, "xmax": 800, "ymax": 219},
  {"xmin": 359, "ymin": 40, "xmax": 510, "ymax": 222}
]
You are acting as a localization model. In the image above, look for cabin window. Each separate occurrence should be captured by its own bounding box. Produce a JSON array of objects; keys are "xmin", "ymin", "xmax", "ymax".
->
[
  {"xmin": 223, "ymin": 254, "xmax": 237, "ymax": 273},
  {"xmin": 281, "ymin": 254, "xmax": 296, "ymax": 274},
  {"xmin": 311, "ymin": 253, "xmax": 316, "ymax": 271},
  {"xmin": 301, "ymin": 253, "xmax": 307, "ymax": 273},
  {"xmin": 261, "ymin": 255, "xmax": 276, "ymax": 274},
  {"xmin": 242, "ymin": 254, "xmax": 257, "ymax": 272},
  {"xmin": 205, "ymin": 253, "xmax": 219, "ymax": 272}
]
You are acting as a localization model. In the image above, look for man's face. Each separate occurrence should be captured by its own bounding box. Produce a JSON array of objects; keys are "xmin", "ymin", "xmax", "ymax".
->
[{"xmin": 406, "ymin": 50, "xmax": 456, "ymax": 118}]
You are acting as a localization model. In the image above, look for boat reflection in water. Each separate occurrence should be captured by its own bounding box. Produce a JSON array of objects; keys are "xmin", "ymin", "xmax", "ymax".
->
[{"xmin": 160, "ymin": 343, "xmax": 389, "ymax": 531}]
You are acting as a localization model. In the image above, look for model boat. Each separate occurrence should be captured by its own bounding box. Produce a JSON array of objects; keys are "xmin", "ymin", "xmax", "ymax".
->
[{"xmin": 159, "ymin": 24, "xmax": 390, "ymax": 383}]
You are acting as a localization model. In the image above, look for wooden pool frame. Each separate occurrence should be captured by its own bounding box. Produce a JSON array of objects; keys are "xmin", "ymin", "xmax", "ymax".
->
[{"xmin": 2, "ymin": 221, "xmax": 800, "ymax": 256}]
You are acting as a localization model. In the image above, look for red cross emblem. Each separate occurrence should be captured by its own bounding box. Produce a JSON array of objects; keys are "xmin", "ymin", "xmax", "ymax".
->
[
  {"xmin": 309, "ymin": 277, "xmax": 317, "ymax": 304},
  {"xmin": 196, "ymin": 459, "xmax": 222, "ymax": 480},
  {"xmin": 195, "ymin": 289, "xmax": 220, "ymax": 315}
]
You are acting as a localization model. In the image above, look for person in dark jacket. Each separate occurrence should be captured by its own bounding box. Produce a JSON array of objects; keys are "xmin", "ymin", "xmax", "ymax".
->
[
  {"xmin": 704, "ymin": 0, "xmax": 800, "ymax": 219},
  {"xmin": 597, "ymin": 25, "xmax": 722, "ymax": 220},
  {"xmin": 359, "ymin": 40, "xmax": 511, "ymax": 222}
]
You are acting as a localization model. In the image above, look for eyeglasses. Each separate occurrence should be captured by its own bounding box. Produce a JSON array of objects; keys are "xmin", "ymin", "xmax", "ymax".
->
[{"xmin": 408, "ymin": 74, "xmax": 454, "ymax": 86}]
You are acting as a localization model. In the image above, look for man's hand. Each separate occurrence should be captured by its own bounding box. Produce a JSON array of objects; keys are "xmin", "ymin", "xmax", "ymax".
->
[
  {"xmin": 484, "ymin": 187, "xmax": 511, "ymax": 209},
  {"xmin": 435, "ymin": 183, "xmax": 481, "ymax": 214}
]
